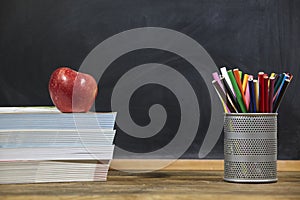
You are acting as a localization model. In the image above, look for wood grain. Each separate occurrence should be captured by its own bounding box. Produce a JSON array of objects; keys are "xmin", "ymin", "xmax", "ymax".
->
[
  {"xmin": 110, "ymin": 159, "xmax": 300, "ymax": 171},
  {"xmin": 0, "ymin": 170, "xmax": 300, "ymax": 200}
]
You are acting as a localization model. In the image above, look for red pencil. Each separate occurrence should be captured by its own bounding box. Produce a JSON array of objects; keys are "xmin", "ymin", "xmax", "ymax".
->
[
  {"xmin": 263, "ymin": 75, "xmax": 269, "ymax": 113},
  {"xmin": 258, "ymin": 72, "xmax": 265, "ymax": 112}
]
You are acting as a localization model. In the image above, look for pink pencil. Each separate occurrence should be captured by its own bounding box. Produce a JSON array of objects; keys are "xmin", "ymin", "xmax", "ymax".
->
[
  {"xmin": 244, "ymin": 76, "xmax": 252, "ymax": 111},
  {"xmin": 263, "ymin": 75, "xmax": 269, "ymax": 113},
  {"xmin": 212, "ymin": 72, "xmax": 224, "ymax": 92}
]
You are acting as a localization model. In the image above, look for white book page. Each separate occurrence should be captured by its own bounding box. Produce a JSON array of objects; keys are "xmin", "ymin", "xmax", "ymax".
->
[{"xmin": 0, "ymin": 106, "xmax": 60, "ymax": 114}]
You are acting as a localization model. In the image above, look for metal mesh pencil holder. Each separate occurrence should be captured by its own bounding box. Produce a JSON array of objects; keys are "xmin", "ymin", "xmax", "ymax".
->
[{"xmin": 223, "ymin": 113, "xmax": 277, "ymax": 183}]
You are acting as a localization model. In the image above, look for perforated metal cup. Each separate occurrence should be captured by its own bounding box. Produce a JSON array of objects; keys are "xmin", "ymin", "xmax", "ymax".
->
[{"xmin": 223, "ymin": 113, "xmax": 277, "ymax": 183}]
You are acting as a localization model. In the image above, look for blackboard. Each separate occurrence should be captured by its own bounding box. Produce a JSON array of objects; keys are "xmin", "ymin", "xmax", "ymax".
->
[{"xmin": 0, "ymin": 0, "xmax": 299, "ymax": 160}]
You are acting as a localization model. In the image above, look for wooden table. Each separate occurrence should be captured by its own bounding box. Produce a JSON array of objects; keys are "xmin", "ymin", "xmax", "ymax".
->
[{"xmin": 1, "ymin": 170, "xmax": 300, "ymax": 200}]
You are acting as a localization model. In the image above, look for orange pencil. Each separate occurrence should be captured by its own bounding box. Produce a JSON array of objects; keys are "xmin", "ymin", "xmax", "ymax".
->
[
  {"xmin": 233, "ymin": 69, "xmax": 247, "ymax": 106},
  {"xmin": 233, "ymin": 69, "xmax": 243, "ymax": 92}
]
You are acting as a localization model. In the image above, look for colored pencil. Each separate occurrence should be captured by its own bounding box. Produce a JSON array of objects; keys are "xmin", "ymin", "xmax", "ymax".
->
[
  {"xmin": 221, "ymin": 77, "xmax": 241, "ymax": 113},
  {"xmin": 242, "ymin": 73, "xmax": 249, "ymax": 93},
  {"xmin": 249, "ymin": 76, "xmax": 256, "ymax": 113},
  {"xmin": 287, "ymin": 73, "xmax": 293, "ymax": 81},
  {"xmin": 274, "ymin": 73, "xmax": 284, "ymax": 96},
  {"xmin": 228, "ymin": 70, "xmax": 247, "ymax": 113},
  {"xmin": 233, "ymin": 69, "xmax": 247, "ymax": 107},
  {"xmin": 233, "ymin": 69, "xmax": 243, "ymax": 94},
  {"xmin": 244, "ymin": 82, "xmax": 250, "ymax": 111},
  {"xmin": 212, "ymin": 68, "xmax": 292, "ymax": 114},
  {"xmin": 274, "ymin": 73, "xmax": 289, "ymax": 102},
  {"xmin": 263, "ymin": 75, "xmax": 269, "ymax": 113},
  {"xmin": 258, "ymin": 72, "xmax": 265, "ymax": 112},
  {"xmin": 270, "ymin": 72, "xmax": 276, "ymax": 79},
  {"xmin": 220, "ymin": 67, "xmax": 235, "ymax": 97},
  {"xmin": 239, "ymin": 70, "xmax": 243, "ymax": 82},
  {"xmin": 226, "ymin": 94, "xmax": 238, "ymax": 113},
  {"xmin": 269, "ymin": 77, "xmax": 275, "ymax": 113},
  {"xmin": 212, "ymin": 80, "xmax": 232, "ymax": 113},
  {"xmin": 212, "ymin": 72, "xmax": 224, "ymax": 91},
  {"xmin": 253, "ymin": 79, "xmax": 259, "ymax": 112},
  {"xmin": 273, "ymin": 79, "xmax": 291, "ymax": 112}
]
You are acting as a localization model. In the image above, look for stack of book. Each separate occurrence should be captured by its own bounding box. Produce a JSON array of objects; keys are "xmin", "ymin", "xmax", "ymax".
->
[{"xmin": 0, "ymin": 107, "xmax": 117, "ymax": 184}]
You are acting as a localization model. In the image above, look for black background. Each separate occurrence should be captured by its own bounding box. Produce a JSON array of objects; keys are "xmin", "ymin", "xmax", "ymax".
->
[{"xmin": 0, "ymin": 0, "xmax": 299, "ymax": 159}]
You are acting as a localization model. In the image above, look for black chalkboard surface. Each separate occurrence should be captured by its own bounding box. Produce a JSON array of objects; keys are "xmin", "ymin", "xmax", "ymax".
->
[{"xmin": 0, "ymin": 0, "xmax": 299, "ymax": 159}]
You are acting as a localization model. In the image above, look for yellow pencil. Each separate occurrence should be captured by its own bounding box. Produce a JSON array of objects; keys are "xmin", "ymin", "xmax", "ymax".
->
[
  {"xmin": 242, "ymin": 74, "xmax": 249, "ymax": 94},
  {"xmin": 270, "ymin": 72, "xmax": 276, "ymax": 78}
]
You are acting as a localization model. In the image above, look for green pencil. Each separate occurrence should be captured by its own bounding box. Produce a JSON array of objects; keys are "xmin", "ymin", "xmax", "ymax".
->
[{"xmin": 227, "ymin": 70, "xmax": 247, "ymax": 113}]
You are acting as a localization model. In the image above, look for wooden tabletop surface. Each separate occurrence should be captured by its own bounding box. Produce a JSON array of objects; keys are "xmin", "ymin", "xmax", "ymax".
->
[{"xmin": 1, "ymin": 170, "xmax": 300, "ymax": 200}]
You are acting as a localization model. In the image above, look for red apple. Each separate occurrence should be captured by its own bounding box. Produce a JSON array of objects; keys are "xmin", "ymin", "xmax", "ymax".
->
[{"xmin": 48, "ymin": 67, "xmax": 98, "ymax": 113}]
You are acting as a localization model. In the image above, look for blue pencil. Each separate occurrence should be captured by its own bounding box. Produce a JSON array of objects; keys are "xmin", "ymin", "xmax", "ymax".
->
[
  {"xmin": 274, "ymin": 73, "xmax": 289, "ymax": 102},
  {"xmin": 248, "ymin": 77, "xmax": 256, "ymax": 113}
]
